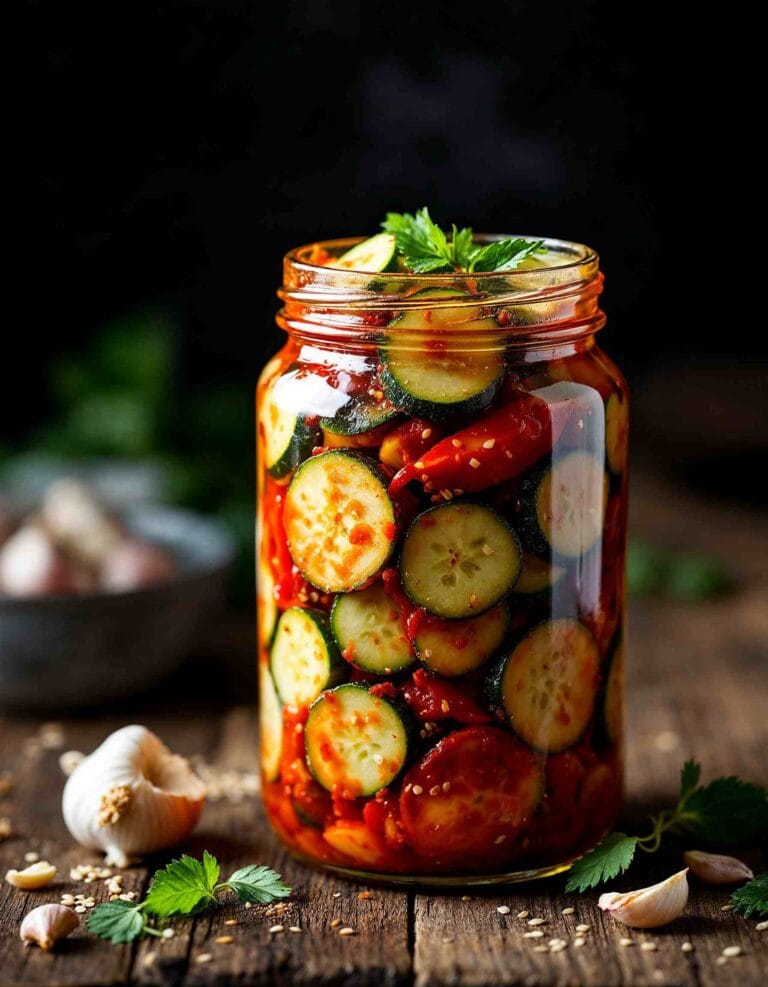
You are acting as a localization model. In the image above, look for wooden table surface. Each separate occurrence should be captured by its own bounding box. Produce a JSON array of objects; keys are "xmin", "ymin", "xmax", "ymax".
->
[{"xmin": 1, "ymin": 470, "xmax": 766, "ymax": 987}]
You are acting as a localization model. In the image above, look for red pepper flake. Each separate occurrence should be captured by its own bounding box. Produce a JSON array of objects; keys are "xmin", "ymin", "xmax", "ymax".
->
[
  {"xmin": 369, "ymin": 682, "xmax": 398, "ymax": 700},
  {"xmin": 349, "ymin": 524, "xmax": 373, "ymax": 546}
]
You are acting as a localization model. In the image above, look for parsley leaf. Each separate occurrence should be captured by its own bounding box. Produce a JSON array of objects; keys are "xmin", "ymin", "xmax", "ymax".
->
[
  {"xmin": 730, "ymin": 872, "xmax": 768, "ymax": 918},
  {"xmin": 221, "ymin": 864, "xmax": 293, "ymax": 905},
  {"xmin": 381, "ymin": 209, "xmax": 546, "ymax": 274},
  {"xmin": 87, "ymin": 900, "xmax": 146, "ymax": 944},
  {"xmin": 676, "ymin": 777, "xmax": 768, "ymax": 846},
  {"xmin": 144, "ymin": 851, "xmax": 220, "ymax": 917},
  {"xmin": 565, "ymin": 833, "xmax": 639, "ymax": 893},
  {"xmin": 680, "ymin": 760, "xmax": 701, "ymax": 801}
]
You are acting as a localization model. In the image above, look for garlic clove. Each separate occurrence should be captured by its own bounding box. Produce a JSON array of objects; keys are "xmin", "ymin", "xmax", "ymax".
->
[
  {"xmin": 683, "ymin": 850, "xmax": 754, "ymax": 885},
  {"xmin": 62, "ymin": 725, "xmax": 206, "ymax": 867},
  {"xmin": 598, "ymin": 869, "xmax": 689, "ymax": 928},
  {"xmin": 20, "ymin": 903, "xmax": 79, "ymax": 950},
  {"xmin": 6, "ymin": 860, "xmax": 57, "ymax": 890},
  {"xmin": 41, "ymin": 479, "xmax": 123, "ymax": 566}
]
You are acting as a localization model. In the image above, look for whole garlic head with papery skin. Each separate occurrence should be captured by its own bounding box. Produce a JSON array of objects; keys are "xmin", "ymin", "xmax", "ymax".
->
[{"xmin": 63, "ymin": 725, "xmax": 206, "ymax": 867}]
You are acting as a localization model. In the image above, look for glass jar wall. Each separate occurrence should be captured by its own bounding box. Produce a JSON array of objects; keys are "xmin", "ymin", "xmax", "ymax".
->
[{"xmin": 256, "ymin": 237, "xmax": 627, "ymax": 885}]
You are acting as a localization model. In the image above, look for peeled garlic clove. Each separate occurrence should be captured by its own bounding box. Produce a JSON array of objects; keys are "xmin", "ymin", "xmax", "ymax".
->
[
  {"xmin": 62, "ymin": 725, "xmax": 206, "ymax": 867},
  {"xmin": 6, "ymin": 860, "xmax": 57, "ymax": 889},
  {"xmin": 20, "ymin": 903, "xmax": 79, "ymax": 950},
  {"xmin": 101, "ymin": 538, "xmax": 176, "ymax": 591},
  {"xmin": 0, "ymin": 525, "xmax": 91, "ymax": 597},
  {"xmin": 683, "ymin": 850, "xmax": 754, "ymax": 885},
  {"xmin": 41, "ymin": 479, "xmax": 123, "ymax": 566},
  {"xmin": 598, "ymin": 869, "xmax": 689, "ymax": 928}
]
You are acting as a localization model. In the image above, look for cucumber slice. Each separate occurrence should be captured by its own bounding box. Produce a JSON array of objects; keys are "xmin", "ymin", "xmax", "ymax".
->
[
  {"xmin": 521, "ymin": 451, "xmax": 608, "ymax": 559},
  {"xmin": 284, "ymin": 450, "xmax": 397, "ymax": 593},
  {"xmin": 487, "ymin": 618, "xmax": 600, "ymax": 753},
  {"xmin": 400, "ymin": 502, "xmax": 521, "ymax": 619},
  {"xmin": 380, "ymin": 288, "xmax": 504, "ymax": 419},
  {"xmin": 415, "ymin": 603, "xmax": 509, "ymax": 677},
  {"xmin": 331, "ymin": 584, "xmax": 414, "ymax": 675},
  {"xmin": 332, "ymin": 233, "xmax": 397, "ymax": 273},
  {"xmin": 305, "ymin": 683, "xmax": 412, "ymax": 797},
  {"xmin": 263, "ymin": 374, "xmax": 321, "ymax": 479},
  {"xmin": 259, "ymin": 663, "xmax": 283, "ymax": 782},
  {"xmin": 605, "ymin": 392, "xmax": 629, "ymax": 476},
  {"xmin": 320, "ymin": 396, "xmax": 398, "ymax": 437},
  {"xmin": 270, "ymin": 607, "xmax": 345, "ymax": 707},
  {"xmin": 513, "ymin": 553, "xmax": 567, "ymax": 595}
]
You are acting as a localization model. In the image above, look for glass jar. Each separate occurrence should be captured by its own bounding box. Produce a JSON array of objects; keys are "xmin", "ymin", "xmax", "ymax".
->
[{"xmin": 257, "ymin": 236, "xmax": 627, "ymax": 886}]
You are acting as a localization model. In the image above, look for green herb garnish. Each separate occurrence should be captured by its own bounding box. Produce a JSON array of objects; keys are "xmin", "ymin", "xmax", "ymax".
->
[
  {"xmin": 381, "ymin": 208, "xmax": 545, "ymax": 274},
  {"xmin": 87, "ymin": 852, "xmax": 291, "ymax": 944},
  {"xmin": 566, "ymin": 760, "xmax": 768, "ymax": 893},
  {"xmin": 730, "ymin": 873, "xmax": 768, "ymax": 918}
]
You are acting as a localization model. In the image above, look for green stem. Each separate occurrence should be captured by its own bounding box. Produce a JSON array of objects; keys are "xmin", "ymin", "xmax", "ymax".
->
[{"xmin": 142, "ymin": 924, "xmax": 164, "ymax": 939}]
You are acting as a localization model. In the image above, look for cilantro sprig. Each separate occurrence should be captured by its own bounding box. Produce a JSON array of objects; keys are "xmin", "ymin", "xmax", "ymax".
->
[
  {"xmin": 566, "ymin": 761, "xmax": 768, "ymax": 893},
  {"xmin": 381, "ymin": 208, "xmax": 545, "ymax": 274},
  {"xmin": 87, "ymin": 852, "xmax": 291, "ymax": 944},
  {"xmin": 730, "ymin": 872, "xmax": 768, "ymax": 918}
]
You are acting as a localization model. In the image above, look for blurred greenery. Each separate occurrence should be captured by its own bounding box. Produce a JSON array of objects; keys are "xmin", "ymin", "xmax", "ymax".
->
[
  {"xmin": 0, "ymin": 310, "xmax": 253, "ymax": 601},
  {"xmin": 627, "ymin": 541, "xmax": 731, "ymax": 601}
]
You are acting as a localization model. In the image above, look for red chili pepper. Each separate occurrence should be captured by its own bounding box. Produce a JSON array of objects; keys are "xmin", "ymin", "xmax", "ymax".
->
[
  {"xmin": 401, "ymin": 668, "xmax": 492, "ymax": 724},
  {"xmin": 389, "ymin": 391, "xmax": 565, "ymax": 496}
]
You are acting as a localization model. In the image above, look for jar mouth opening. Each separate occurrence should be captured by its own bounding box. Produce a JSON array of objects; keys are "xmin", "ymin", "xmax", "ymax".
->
[{"xmin": 285, "ymin": 235, "xmax": 598, "ymax": 283}]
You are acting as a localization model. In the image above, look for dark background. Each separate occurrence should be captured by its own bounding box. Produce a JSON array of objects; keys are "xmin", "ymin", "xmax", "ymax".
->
[{"xmin": 7, "ymin": 0, "xmax": 764, "ymax": 496}]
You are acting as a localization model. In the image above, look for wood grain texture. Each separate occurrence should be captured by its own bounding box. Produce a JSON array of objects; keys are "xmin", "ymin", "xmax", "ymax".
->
[{"xmin": 1, "ymin": 471, "xmax": 767, "ymax": 986}]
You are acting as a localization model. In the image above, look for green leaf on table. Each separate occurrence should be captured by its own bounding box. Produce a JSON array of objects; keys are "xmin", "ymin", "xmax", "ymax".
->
[
  {"xmin": 677, "ymin": 777, "xmax": 768, "ymax": 846},
  {"xmin": 144, "ymin": 852, "xmax": 221, "ymax": 916},
  {"xmin": 87, "ymin": 901, "xmax": 145, "ymax": 944},
  {"xmin": 730, "ymin": 873, "xmax": 768, "ymax": 918},
  {"xmin": 679, "ymin": 759, "xmax": 701, "ymax": 801},
  {"xmin": 221, "ymin": 864, "xmax": 292, "ymax": 905},
  {"xmin": 565, "ymin": 833, "xmax": 639, "ymax": 893}
]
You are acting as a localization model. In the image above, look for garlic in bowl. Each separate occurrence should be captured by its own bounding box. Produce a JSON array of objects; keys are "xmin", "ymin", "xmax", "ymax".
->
[{"xmin": 63, "ymin": 725, "xmax": 206, "ymax": 867}]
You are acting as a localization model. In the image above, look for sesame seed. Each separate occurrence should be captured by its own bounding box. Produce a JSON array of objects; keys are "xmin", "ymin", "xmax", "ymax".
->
[
  {"xmin": 722, "ymin": 946, "xmax": 742, "ymax": 957},
  {"xmin": 196, "ymin": 953, "xmax": 213, "ymax": 964},
  {"xmin": 269, "ymin": 925, "xmax": 284, "ymax": 934},
  {"xmin": 24, "ymin": 851, "xmax": 40, "ymax": 863},
  {"xmin": 494, "ymin": 835, "xmax": 506, "ymax": 845},
  {"xmin": 716, "ymin": 956, "xmax": 728, "ymax": 966},
  {"xmin": 440, "ymin": 699, "xmax": 450, "ymax": 713},
  {"xmin": 561, "ymin": 907, "xmax": 575, "ymax": 916},
  {"xmin": 549, "ymin": 938, "xmax": 567, "ymax": 947},
  {"xmin": 505, "ymin": 450, "xmax": 513, "ymax": 459},
  {"xmin": 481, "ymin": 544, "xmax": 494, "ymax": 556},
  {"xmin": 461, "ymin": 895, "xmax": 473, "ymax": 901},
  {"xmin": 469, "ymin": 458, "xmax": 481, "ymax": 469},
  {"xmin": 412, "ymin": 785, "xmax": 424, "ymax": 795},
  {"xmin": 442, "ymin": 782, "xmax": 451, "ymax": 792},
  {"xmin": 373, "ymin": 753, "xmax": 384, "ymax": 765},
  {"xmin": 528, "ymin": 917, "xmax": 546, "ymax": 926},
  {"xmin": 451, "ymin": 439, "xmax": 463, "ymax": 448},
  {"xmin": 330, "ymin": 919, "xmax": 342, "ymax": 928},
  {"xmin": 423, "ymin": 649, "xmax": 433, "ymax": 658},
  {"xmin": 339, "ymin": 927, "xmax": 356, "ymax": 936},
  {"xmin": 721, "ymin": 904, "xmax": 734, "ymax": 911},
  {"xmin": 224, "ymin": 919, "xmax": 238, "ymax": 926},
  {"xmin": 573, "ymin": 937, "xmax": 586, "ymax": 947},
  {"xmin": 497, "ymin": 906, "xmax": 511, "ymax": 914},
  {"xmin": 470, "ymin": 593, "xmax": 478, "ymax": 605},
  {"xmin": 756, "ymin": 921, "xmax": 768, "ymax": 931},
  {"xmin": 333, "ymin": 892, "xmax": 342, "ymax": 898},
  {"xmin": 441, "ymin": 489, "xmax": 453, "ymax": 501},
  {"xmin": 517, "ymin": 910, "xmax": 530, "ymax": 919},
  {"xmin": 575, "ymin": 924, "xmax": 590, "ymax": 933},
  {"xmin": 640, "ymin": 942, "xmax": 657, "ymax": 951},
  {"xmin": 429, "ymin": 785, "xmax": 441, "ymax": 796},
  {"xmin": 358, "ymin": 891, "xmax": 373, "ymax": 899},
  {"xmin": 619, "ymin": 938, "xmax": 634, "ymax": 947},
  {"xmin": 289, "ymin": 926, "xmax": 302, "ymax": 933},
  {"xmin": 533, "ymin": 945, "xmax": 549, "ymax": 953},
  {"xmin": 550, "ymin": 942, "xmax": 568, "ymax": 953},
  {"xmin": 421, "ymin": 429, "xmax": 432, "ymax": 440},
  {"xmin": 414, "ymin": 461, "xmax": 425, "ymax": 470},
  {"xmin": 482, "ymin": 438, "xmax": 496, "ymax": 449},
  {"xmin": 216, "ymin": 936, "xmax": 234, "ymax": 944},
  {"xmin": 442, "ymin": 936, "xmax": 454, "ymax": 944},
  {"xmin": 524, "ymin": 930, "xmax": 545, "ymax": 938},
  {"xmin": 245, "ymin": 902, "xmax": 252, "ymax": 909},
  {"xmin": 681, "ymin": 942, "xmax": 693, "ymax": 952},
  {"xmin": 74, "ymin": 906, "xmax": 87, "ymax": 914},
  {"xmin": 421, "ymin": 474, "xmax": 429, "ymax": 482},
  {"xmin": 453, "ymin": 488, "xmax": 464, "ymax": 497}
]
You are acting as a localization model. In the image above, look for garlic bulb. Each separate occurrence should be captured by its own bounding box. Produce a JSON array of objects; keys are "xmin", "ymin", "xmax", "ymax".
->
[
  {"xmin": 598, "ymin": 869, "xmax": 689, "ymax": 928},
  {"xmin": 62, "ymin": 725, "xmax": 206, "ymax": 867},
  {"xmin": 20, "ymin": 903, "xmax": 80, "ymax": 950},
  {"xmin": 683, "ymin": 850, "xmax": 754, "ymax": 885}
]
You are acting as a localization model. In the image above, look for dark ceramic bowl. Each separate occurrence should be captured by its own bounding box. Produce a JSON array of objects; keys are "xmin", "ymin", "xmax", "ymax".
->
[{"xmin": 0, "ymin": 505, "xmax": 235, "ymax": 709}]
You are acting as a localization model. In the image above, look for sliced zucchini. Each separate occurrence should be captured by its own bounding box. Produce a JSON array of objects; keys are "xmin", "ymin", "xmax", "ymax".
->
[
  {"xmin": 263, "ymin": 374, "xmax": 321, "ymax": 479},
  {"xmin": 380, "ymin": 288, "xmax": 504, "ymax": 419},
  {"xmin": 332, "ymin": 233, "xmax": 398, "ymax": 273},
  {"xmin": 284, "ymin": 450, "xmax": 397, "ymax": 593},
  {"xmin": 415, "ymin": 603, "xmax": 509, "ymax": 677},
  {"xmin": 487, "ymin": 618, "xmax": 600, "ymax": 753},
  {"xmin": 520, "ymin": 451, "xmax": 608, "ymax": 559},
  {"xmin": 513, "ymin": 553, "xmax": 567, "ymax": 595},
  {"xmin": 320, "ymin": 395, "xmax": 398, "ymax": 437},
  {"xmin": 601, "ymin": 635, "xmax": 625, "ymax": 748},
  {"xmin": 605, "ymin": 392, "xmax": 629, "ymax": 476},
  {"xmin": 331, "ymin": 584, "xmax": 414, "ymax": 675},
  {"xmin": 259, "ymin": 663, "xmax": 283, "ymax": 782},
  {"xmin": 400, "ymin": 502, "xmax": 521, "ymax": 619},
  {"xmin": 305, "ymin": 683, "xmax": 412, "ymax": 797},
  {"xmin": 270, "ymin": 607, "xmax": 345, "ymax": 707}
]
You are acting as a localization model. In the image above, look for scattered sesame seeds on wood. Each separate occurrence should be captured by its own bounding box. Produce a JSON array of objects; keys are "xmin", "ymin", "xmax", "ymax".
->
[
  {"xmin": 523, "ymin": 930, "xmax": 545, "ymax": 939},
  {"xmin": 215, "ymin": 936, "xmax": 234, "ymax": 945},
  {"xmin": 756, "ymin": 920, "xmax": 768, "ymax": 932},
  {"xmin": 681, "ymin": 942, "xmax": 694, "ymax": 952},
  {"xmin": 330, "ymin": 918, "xmax": 342, "ymax": 928},
  {"xmin": 269, "ymin": 925, "xmax": 285, "ymax": 934},
  {"xmin": 195, "ymin": 953, "xmax": 213, "ymax": 964},
  {"xmin": 497, "ymin": 906, "xmax": 511, "ymax": 915},
  {"xmin": 561, "ymin": 907, "xmax": 575, "ymax": 915},
  {"xmin": 640, "ymin": 942, "xmax": 658, "ymax": 951},
  {"xmin": 527, "ymin": 917, "xmax": 546, "ymax": 926},
  {"xmin": 722, "ymin": 945, "xmax": 742, "ymax": 957},
  {"xmin": 338, "ymin": 927, "xmax": 356, "ymax": 937}
]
